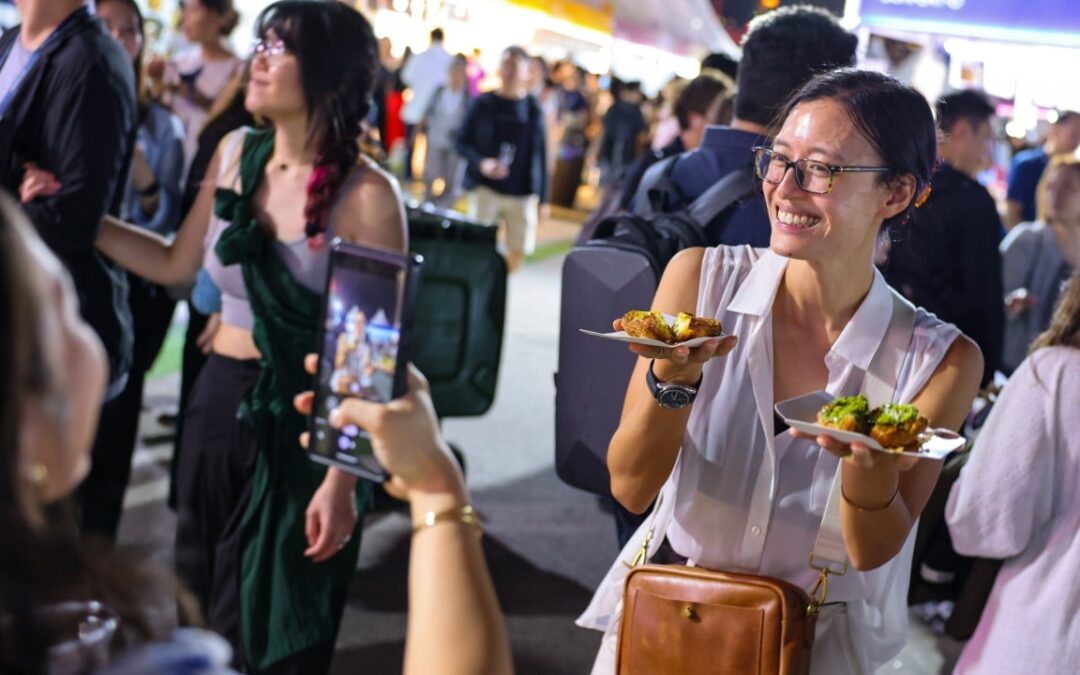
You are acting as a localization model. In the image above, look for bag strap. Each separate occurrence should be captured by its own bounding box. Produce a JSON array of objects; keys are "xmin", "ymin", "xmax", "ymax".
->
[
  {"xmin": 685, "ymin": 167, "xmax": 756, "ymax": 227},
  {"xmin": 809, "ymin": 287, "xmax": 916, "ymax": 605},
  {"xmin": 634, "ymin": 155, "xmax": 682, "ymax": 217}
]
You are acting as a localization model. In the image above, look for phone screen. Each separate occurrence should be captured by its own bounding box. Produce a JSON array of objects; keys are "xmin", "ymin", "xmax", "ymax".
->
[{"xmin": 308, "ymin": 242, "xmax": 417, "ymax": 480}]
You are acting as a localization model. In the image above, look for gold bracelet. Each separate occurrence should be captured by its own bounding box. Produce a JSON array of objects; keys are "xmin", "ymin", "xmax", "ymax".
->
[
  {"xmin": 841, "ymin": 482, "xmax": 900, "ymax": 513},
  {"xmin": 412, "ymin": 504, "xmax": 483, "ymax": 536}
]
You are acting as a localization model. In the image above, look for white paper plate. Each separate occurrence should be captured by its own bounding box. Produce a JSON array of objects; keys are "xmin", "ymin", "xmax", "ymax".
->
[
  {"xmin": 579, "ymin": 313, "xmax": 725, "ymax": 349},
  {"xmin": 774, "ymin": 391, "xmax": 965, "ymax": 460}
]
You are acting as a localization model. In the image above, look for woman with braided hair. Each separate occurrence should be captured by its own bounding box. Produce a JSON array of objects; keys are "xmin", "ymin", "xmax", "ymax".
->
[{"xmin": 21, "ymin": 1, "xmax": 407, "ymax": 672}]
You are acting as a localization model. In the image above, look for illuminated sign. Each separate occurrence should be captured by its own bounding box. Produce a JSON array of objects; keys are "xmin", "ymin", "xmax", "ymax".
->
[{"xmin": 860, "ymin": 0, "xmax": 1080, "ymax": 47}]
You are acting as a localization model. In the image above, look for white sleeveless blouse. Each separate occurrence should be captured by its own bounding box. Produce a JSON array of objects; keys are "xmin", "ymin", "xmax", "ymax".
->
[{"xmin": 578, "ymin": 245, "xmax": 961, "ymax": 674}]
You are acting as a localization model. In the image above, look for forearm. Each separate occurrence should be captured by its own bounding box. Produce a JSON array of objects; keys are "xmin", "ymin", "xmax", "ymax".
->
[
  {"xmin": 324, "ymin": 467, "xmax": 359, "ymax": 493},
  {"xmin": 95, "ymin": 216, "xmax": 196, "ymax": 286},
  {"xmin": 405, "ymin": 486, "xmax": 512, "ymax": 675},
  {"xmin": 608, "ymin": 361, "xmax": 697, "ymax": 513},
  {"xmin": 1004, "ymin": 201, "xmax": 1025, "ymax": 230},
  {"xmin": 839, "ymin": 463, "xmax": 913, "ymax": 570}
]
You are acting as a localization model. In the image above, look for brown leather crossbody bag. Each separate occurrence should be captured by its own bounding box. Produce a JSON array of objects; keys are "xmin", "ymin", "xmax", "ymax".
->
[{"xmin": 614, "ymin": 490, "xmax": 842, "ymax": 675}]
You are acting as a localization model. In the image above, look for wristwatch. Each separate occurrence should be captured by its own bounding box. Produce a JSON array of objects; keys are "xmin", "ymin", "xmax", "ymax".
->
[{"xmin": 646, "ymin": 360, "xmax": 703, "ymax": 409}]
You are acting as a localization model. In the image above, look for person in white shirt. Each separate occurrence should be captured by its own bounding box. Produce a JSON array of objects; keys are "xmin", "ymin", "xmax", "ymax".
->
[
  {"xmin": 147, "ymin": 0, "xmax": 242, "ymax": 173},
  {"xmin": 400, "ymin": 27, "xmax": 453, "ymax": 180},
  {"xmin": 946, "ymin": 173, "xmax": 1080, "ymax": 674},
  {"xmin": 578, "ymin": 69, "xmax": 983, "ymax": 674},
  {"xmin": 420, "ymin": 53, "xmax": 469, "ymax": 207},
  {"xmin": 999, "ymin": 155, "xmax": 1078, "ymax": 374}
]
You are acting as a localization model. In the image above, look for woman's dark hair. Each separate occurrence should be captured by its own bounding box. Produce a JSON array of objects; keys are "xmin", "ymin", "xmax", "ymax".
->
[
  {"xmin": 193, "ymin": 0, "xmax": 239, "ymax": 36},
  {"xmin": 773, "ymin": 68, "xmax": 938, "ymax": 232},
  {"xmin": 255, "ymin": 1, "xmax": 379, "ymax": 246},
  {"xmin": 675, "ymin": 71, "xmax": 728, "ymax": 130},
  {"xmin": 0, "ymin": 196, "xmax": 183, "ymax": 672},
  {"xmin": 0, "ymin": 191, "xmax": 52, "ymax": 671},
  {"xmin": 97, "ymin": 0, "xmax": 149, "ymax": 121}
]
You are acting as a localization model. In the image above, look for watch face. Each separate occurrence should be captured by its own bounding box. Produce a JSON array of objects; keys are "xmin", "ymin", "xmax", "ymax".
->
[{"xmin": 658, "ymin": 387, "xmax": 693, "ymax": 409}]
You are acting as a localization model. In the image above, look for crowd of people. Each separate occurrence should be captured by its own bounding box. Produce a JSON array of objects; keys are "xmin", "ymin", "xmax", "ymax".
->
[{"xmin": 1, "ymin": 0, "xmax": 1079, "ymax": 674}]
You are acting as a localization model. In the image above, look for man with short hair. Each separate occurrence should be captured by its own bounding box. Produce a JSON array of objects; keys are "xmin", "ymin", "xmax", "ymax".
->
[
  {"xmin": 456, "ymin": 46, "xmax": 547, "ymax": 272},
  {"xmin": 881, "ymin": 89, "xmax": 1004, "ymax": 385},
  {"xmin": 597, "ymin": 79, "xmax": 647, "ymax": 190},
  {"xmin": 1005, "ymin": 111, "xmax": 1080, "ymax": 229},
  {"xmin": 0, "ymin": 0, "xmax": 137, "ymax": 537},
  {"xmin": 634, "ymin": 5, "xmax": 858, "ymax": 246},
  {"xmin": 401, "ymin": 27, "xmax": 453, "ymax": 180}
]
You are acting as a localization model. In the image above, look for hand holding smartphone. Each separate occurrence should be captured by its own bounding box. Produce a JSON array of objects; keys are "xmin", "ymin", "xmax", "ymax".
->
[{"xmin": 307, "ymin": 239, "xmax": 423, "ymax": 482}]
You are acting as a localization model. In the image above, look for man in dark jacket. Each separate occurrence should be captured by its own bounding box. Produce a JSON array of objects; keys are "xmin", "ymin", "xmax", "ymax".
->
[
  {"xmin": 0, "ymin": 0, "xmax": 135, "ymax": 395},
  {"xmin": 880, "ymin": 90, "xmax": 1005, "ymax": 385},
  {"xmin": 0, "ymin": 0, "xmax": 137, "ymax": 537},
  {"xmin": 457, "ymin": 45, "xmax": 546, "ymax": 272}
]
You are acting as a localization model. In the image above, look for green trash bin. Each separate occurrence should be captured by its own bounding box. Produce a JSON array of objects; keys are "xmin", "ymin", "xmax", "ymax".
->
[{"xmin": 408, "ymin": 202, "xmax": 507, "ymax": 417}]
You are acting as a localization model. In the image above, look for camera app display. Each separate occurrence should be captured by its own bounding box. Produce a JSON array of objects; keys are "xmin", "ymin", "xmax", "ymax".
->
[{"xmin": 311, "ymin": 251, "xmax": 406, "ymax": 471}]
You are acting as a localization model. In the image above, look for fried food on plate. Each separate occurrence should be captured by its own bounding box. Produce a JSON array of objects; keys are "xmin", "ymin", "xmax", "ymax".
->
[
  {"xmin": 816, "ymin": 395, "xmax": 871, "ymax": 433},
  {"xmin": 672, "ymin": 312, "xmax": 724, "ymax": 342},
  {"xmin": 622, "ymin": 310, "xmax": 676, "ymax": 344},
  {"xmin": 622, "ymin": 310, "xmax": 723, "ymax": 344},
  {"xmin": 869, "ymin": 403, "xmax": 929, "ymax": 451}
]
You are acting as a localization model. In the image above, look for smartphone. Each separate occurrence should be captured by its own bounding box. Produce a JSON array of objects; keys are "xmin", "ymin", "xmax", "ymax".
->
[{"xmin": 307, "ymin": 239, "xmax": 423, "ymax": 481}]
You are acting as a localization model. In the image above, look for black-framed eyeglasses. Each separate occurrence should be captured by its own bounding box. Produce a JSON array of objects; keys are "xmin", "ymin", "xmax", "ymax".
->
[{"xmin": 752, "ymin": 146, "xmax": 891, "ymax": 195}]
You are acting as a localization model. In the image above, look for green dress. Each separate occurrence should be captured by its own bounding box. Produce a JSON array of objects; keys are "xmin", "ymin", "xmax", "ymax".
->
[{"xmin": 214, "ymin": 128, "xmax": 372, "ymax": 670}]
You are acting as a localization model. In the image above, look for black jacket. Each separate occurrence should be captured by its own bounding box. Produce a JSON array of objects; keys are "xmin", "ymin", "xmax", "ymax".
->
[
  {"xmin": 0, "ymin": 11, "xmax": 137, "ymax": 392},
  {"xmin": 880, "ymin": 163, "xmax": 1005, "ymax": 385},
  {"xmin": 456, "ymin": 92, "xmax": 547, "ymax": 199}
]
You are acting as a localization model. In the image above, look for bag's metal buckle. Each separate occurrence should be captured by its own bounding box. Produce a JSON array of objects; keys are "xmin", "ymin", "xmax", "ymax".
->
[
  {"xmin": 624, "ymin": 494, "xmax": 663, "ymax": 569},
  {"xmin": 806, "ymin": 554, "xmax": 848, "ymax": 616}
]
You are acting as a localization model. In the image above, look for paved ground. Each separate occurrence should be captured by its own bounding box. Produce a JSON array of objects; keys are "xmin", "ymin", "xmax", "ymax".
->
[{"xmin": 118, "ymin": 209, "xmax": 963, "ymax": 674}]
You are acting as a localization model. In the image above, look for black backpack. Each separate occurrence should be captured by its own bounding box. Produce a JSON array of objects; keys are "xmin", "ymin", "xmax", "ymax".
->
[{"xmin": 554, "ymin": 165, "xmax": 756, "ymax": 495}]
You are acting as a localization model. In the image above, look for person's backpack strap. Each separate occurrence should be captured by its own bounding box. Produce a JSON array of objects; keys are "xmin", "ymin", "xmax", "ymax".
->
[
  {"xmin": 633, "ymin": 155, "xmax": 684, "ymax": 217},
  {"xmin": 421, "ymin": 84, "xmax": 444, "ymax": 126},
  {"xmin": 686, "ymin": 167, "xmax": 757, "ymax": 228}
]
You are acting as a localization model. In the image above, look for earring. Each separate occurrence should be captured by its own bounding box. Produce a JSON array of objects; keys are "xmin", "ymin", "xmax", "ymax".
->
[{"xmin": 30, "ymin": 463, "xmax": 48, "ymax": 486}]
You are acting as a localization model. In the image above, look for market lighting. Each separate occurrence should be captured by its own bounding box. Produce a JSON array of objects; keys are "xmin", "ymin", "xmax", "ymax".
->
[{"xmin": 1005, "ymin": 120, "xmax": 1027, "ymax": 139}]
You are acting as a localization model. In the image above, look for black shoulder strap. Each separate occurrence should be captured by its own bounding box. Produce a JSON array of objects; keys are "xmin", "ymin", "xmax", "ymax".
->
[
  {"xmin": 422, "ymin": 84, "xmax": 444, "ymax": 121},
  {"xmin": 686, "ymin": 167, "xmax": 756, "ymax": 227},
  {"xmin": 633, "ymin": 155, "xmax": 683, "ymax": 217}
]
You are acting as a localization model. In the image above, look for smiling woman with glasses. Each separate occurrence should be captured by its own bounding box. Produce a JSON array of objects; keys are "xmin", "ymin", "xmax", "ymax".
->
[{"xmin": 584, "ymin": 68, "xmax": 984, "ymax": 674}]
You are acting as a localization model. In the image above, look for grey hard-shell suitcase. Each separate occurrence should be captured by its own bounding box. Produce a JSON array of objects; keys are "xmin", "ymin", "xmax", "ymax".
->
[{"xmin": 554, "ymin": 167, "xmax": 756, "ymax": 495}]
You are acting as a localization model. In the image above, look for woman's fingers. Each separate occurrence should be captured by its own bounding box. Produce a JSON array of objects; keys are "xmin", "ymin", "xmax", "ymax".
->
[
  {"xmin": 893, "ymin": 453, "xmax": 921, "ymax": 472},
  {"xmin": 847, "ymin": 442, "xmax": 876, "ymax": 469},
  {"xmin": 626, "ymin": 335, "xmax": 738, "ymax": 364},
  {"xmin": 294, "ymin": 391, "xmax": 314, "ymax": 415},
  {"xmin": 304, "ymin": 353, "xmax": 318, "ymax": 375}
]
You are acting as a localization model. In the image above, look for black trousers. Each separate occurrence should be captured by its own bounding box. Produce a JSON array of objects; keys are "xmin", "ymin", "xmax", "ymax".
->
[
  {"xmin": 78, "ymin": 278, "xmax": 175, "ymax": 538},
  {"xmin": 175, "ymin": 354, "xmax": 343, "ymax": 674}
]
